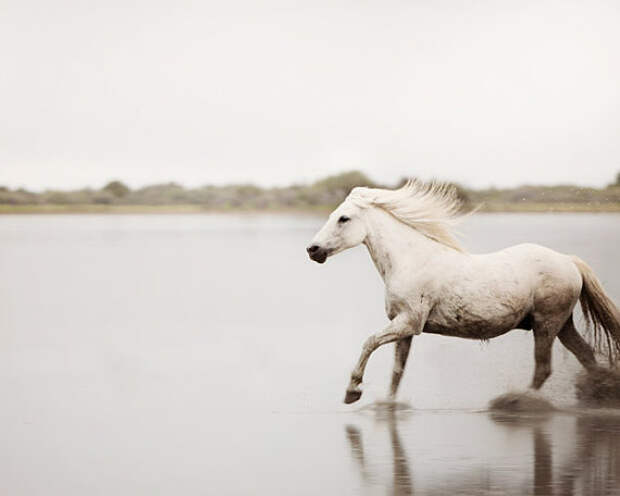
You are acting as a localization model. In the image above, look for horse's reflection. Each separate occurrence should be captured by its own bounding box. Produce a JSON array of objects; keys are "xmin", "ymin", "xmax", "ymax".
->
[
  {"xmin": 489, "ymin": 412, "xmax": 555, "ymax": 496},
  {"xmin": 491, "ymin": 411, "xmax": 620, "ymax": 496},
  {"xmin": 345, "ymin": 406, "xmax": 620, "ymax": 496},
  {"xmin": 345, "ymin": 403, "xmax": 413, "ymax": 495}
]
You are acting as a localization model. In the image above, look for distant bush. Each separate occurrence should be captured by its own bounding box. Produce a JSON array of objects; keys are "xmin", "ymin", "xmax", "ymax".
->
[
  {"xmin": 0, "ymin": 187, "xmax": 40, "ymax": 205},
  {"xmin": 102, "ymin": 181, "xmax": 131, "ymax": 198}
]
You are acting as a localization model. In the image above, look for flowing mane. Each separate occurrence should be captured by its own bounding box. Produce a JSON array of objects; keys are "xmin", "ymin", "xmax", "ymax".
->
[{"xmin": 347, "ymin": 179, "xmax": 466, "ymax": 251}]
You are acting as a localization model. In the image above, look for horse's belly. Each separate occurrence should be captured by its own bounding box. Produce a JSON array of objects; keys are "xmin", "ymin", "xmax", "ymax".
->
[{"xmin": 425, "ymin": 299, "xmax": 530, "ymax": 339}]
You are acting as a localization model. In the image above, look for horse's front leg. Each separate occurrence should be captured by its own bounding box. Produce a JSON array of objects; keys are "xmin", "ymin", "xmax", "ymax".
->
[
  {"xmin": 345, "ymin": 314, "xmax": 421, "ymax": 404},
  {"xmin": 390, "ymin": 336, "xmax": 413, "ymax": 399}
]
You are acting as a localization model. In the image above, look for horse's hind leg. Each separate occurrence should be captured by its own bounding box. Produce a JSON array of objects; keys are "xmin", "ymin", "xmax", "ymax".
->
[
  {"xmin": 389, "ymin": 336, "xmax": 412, "ymax": 399},
  {"xmin": 531, "ymin": 320, "xmax": 563, "ymax": 390},
  {"xmin": 557, "ymin": 316, "xmax": 597, "ymax": 371}
]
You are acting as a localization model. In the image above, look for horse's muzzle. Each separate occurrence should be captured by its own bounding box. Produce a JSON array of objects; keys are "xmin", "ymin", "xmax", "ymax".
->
[{"xmin": 306, "ymin": 244, "xmax": 328, "ymax": 264}]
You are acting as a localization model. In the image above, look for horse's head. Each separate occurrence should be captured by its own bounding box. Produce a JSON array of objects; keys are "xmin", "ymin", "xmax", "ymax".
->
[{"xmin": 306, "ymin": 192, "xmax": 368, "ymax": 264}]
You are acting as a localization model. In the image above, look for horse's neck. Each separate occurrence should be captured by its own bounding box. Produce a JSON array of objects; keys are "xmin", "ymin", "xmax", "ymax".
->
[{"xmin": 362, "ymin": 208, "xmax": 441, "ymax": 282}]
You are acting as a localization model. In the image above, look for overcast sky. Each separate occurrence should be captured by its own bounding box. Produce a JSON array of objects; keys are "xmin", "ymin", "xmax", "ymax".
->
[{"xmin": 2, "ymin": 0, "xmax": 619, "ymax": 191}]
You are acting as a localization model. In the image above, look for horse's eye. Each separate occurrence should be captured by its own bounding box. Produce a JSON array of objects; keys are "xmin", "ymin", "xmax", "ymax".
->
[{"xmin": 338, "ymin": 216, "xmax": 350, "ymax": 224}]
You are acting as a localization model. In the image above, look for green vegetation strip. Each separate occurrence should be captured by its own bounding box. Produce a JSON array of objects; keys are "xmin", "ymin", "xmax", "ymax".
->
[{"xmin": 2, "ymin": 171, "xmax": 619, "ymax": 214}]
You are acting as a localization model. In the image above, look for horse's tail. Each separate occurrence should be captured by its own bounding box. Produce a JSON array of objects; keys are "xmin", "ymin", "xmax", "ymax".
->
[{"xmin": 572, "ymin": 256, "xmax": 620, "ymax": 365}]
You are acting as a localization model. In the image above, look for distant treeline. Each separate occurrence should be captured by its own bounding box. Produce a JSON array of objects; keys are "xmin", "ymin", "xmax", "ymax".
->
[{"xmin": 1, "ymin": 171, "xmax": 620, "ymax": 212}]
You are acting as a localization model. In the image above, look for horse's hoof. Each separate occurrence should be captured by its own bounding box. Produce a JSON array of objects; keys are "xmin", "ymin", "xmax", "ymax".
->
[{"xmin": 344, "ymin": 389, "xmax": 362, "ymax": 404}]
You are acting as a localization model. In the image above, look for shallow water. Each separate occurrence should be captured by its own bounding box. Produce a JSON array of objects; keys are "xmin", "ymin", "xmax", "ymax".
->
[{"xmin": 0, "ymin": 213, "xmax": 619, "ymax": 495}]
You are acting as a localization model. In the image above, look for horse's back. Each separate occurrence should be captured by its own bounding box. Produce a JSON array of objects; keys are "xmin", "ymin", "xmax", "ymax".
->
[
  {"xmin": 477, "ymin": 243, "xmax": 582, "ymax": 312},
  {"xmin": 424, "ymin": 243, "xmax": 582, "ymax": 339},
  {"xmin": 491, "ymin": 243, "xmax": 582, "ymax": 293}
]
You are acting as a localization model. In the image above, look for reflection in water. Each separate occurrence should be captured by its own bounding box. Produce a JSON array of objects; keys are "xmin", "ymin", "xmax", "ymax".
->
[
  {"xmin": 490, "ymin": 412, "xmax": 556, "ymax": 496},
  {"xmin": 346, "ymin": 404, "xmax": 413, "ymax": 496},
  {"xmin": 534, "ymin": 426, "xmax": 552, "ymax": 496},
  {"xmin": 346, "ymin": 425, "xmax": 371, "ymax": 484},
  {"xmin": 559, "ymin": 414, "xmax": 620, "ymax": 496},
  {"xmin": 493, "ymin": 412, "xmax": 620, "ymax": 496},
  {"xmin": 346, "ymin": 406, "xmax": 620, "ymax": 496}
]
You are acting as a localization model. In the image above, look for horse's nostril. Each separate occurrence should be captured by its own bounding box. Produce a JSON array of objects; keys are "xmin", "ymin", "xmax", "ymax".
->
[{"xmin": 307, "ymin": 245, "xmax": 320, "ymax": 254}]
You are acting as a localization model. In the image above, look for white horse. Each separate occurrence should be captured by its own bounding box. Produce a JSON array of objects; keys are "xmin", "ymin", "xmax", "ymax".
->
[{"xmin": 306, "ymin": 180, "xmax": 620, "ymax": 404}]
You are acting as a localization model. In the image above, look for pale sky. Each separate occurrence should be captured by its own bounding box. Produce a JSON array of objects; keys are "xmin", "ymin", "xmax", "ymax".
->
[{"xmin": 2, "ymin": 0, "xmax": 619, "ymax": 191}]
